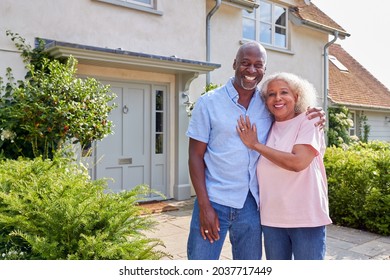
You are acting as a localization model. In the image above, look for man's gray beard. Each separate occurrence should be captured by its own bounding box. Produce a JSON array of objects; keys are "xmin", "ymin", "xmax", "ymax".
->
[{"xmin": 241, "ymin": 80, "xmax": 257, "ymax": 91}]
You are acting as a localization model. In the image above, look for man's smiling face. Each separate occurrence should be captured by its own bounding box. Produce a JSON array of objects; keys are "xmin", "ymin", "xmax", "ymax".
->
[{"xmin": 233, "ymin": 44, "xmax": 266, "ymax": 92}]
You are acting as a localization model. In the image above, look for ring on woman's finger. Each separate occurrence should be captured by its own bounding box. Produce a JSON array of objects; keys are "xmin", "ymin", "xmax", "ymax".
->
[
  {"xmin": 204, "ymin": 230, "xmax": 209, "ymax": 234},
  {"xmin": 241, "ymin": 128, "xmax": 245, "ymax": 131}
]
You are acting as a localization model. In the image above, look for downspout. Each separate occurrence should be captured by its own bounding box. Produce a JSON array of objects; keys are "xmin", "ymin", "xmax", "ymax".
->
[
  {"xmin": 323, "ymin": 31, "xmax": 338, "ymax": 142},
  {"xmin": 206, "ymin": 0, "xmax": 221, "ymax": 86}
]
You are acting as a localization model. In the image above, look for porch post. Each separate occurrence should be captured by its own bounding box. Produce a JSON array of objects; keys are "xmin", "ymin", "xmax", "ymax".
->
[{"xmin": 173, "ymin": 72, "xmax": 198, "ymax": 200}]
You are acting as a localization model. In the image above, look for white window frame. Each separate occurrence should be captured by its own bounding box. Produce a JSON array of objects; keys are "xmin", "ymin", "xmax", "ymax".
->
[
  {"xmin": 349, "ymin": 111, "xmax": 356, "ymax": 136},
  {"xmin": 242, "ymin": 0, "xmax": 289, "ymax": 49},
  {"xmin": 122, "ymin": 0, "xmax": 154, "ymax": 8},
  {"xmin": 329, "ymin": 55, "xmax": 349, "ymax": 72},
  {"xmin": 94, "ymin": 0, "xmax": 162, "ymax": 15}
]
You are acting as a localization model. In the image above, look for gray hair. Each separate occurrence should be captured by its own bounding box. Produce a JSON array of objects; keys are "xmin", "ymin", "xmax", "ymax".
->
[{"xmin": 260, "ymin": 72, "xmax": 317, "ymax": 113}]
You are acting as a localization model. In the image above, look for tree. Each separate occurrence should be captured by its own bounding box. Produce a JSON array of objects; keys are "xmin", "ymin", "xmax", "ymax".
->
[{"xmin": 0, "ymin": 31, "xmax": 116, "ymax": 159}]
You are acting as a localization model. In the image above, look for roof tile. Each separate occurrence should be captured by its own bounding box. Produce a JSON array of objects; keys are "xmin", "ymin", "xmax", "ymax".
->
[{"xmin": 291, "ymin": 3, "xmax": 348, "ymax": 34}]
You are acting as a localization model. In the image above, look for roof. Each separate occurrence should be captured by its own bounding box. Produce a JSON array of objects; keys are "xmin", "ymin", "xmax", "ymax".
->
[
  {"xmin": 328, "ymin": 44, "xmax": 390, "ymax": 110},
  {"xmin": 289, "ymin": 2, "xmax": 350, "ymax": 38}
]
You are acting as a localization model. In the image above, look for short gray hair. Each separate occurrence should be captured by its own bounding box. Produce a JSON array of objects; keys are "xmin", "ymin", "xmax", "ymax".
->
[{"xmin": 260, "ymin": 72, "xmax": 317, "ymax": 114}]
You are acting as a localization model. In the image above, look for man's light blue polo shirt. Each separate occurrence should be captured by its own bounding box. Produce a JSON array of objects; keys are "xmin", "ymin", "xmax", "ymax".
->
[{"xmin": 186, "ymin": 78, "xmax": 273, "ymax": 209}]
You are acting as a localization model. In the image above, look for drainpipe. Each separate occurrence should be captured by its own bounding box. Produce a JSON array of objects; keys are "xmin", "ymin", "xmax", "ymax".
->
[
  {"xmin": 206, "ymin": 0, "xmax": 221, "ymax": 86},
  {"xmin": 323, "ymin": 31, "xmax": 338, "ymax": 141}
]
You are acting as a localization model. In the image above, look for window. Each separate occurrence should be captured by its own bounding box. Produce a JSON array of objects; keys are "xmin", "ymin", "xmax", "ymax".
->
[
  {"xmin": 155, "ymin": 89, "xmax": 164, "ymax": 154},
  {"xmin": 329, "ymin": 55, "xmax": 349, "ymax": 72},
  {"xmin": 243, "ymin": 0, "xmax": 288, "ymax": 49},
  {"xmin": 349, "ymin": 111, "xmax": 356, "ymax": 136}
]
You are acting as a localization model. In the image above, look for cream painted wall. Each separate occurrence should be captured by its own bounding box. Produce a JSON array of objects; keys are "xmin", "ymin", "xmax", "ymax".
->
[
  {"xmin": 0, "ymin": 0, "xmax": 207, "ymax": 77},
  {"xmin": 361, "ymin": 111, "xmax": 390, "ymax": 142},
  {"xmin": 265, "ymin": 24, "xmax": 329, "ymax": 107},
  {"xmin": 209, "ymin": 4, "xmax": 244, "ymax": 86},
  {"xmin": 189, "ymin": 2, "xmax": 246, "ymax": 101},
  {"xmin": 187, "ymin": 2, "xmax": 245, "ymax": 104}
]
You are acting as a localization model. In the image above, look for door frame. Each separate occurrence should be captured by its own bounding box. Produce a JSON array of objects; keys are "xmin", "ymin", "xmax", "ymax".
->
[{"xmin": 84, "ymin": 80, "xmax": 171, "ymax": 200}]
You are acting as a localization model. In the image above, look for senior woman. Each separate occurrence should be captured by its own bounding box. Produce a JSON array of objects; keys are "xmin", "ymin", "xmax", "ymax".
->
[{"xmin": 237, "ymin": 72, "xmax": 332, "ymax": 260}]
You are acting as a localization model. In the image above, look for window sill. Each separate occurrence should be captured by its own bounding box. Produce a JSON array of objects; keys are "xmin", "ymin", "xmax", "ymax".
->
[
  {"xmin": 94, "ymin": 0, "xmax": 163, "ymax": 15},
  {"xmin": 240, "ymin": 39, "xmax": 295, "ymax": 55}
]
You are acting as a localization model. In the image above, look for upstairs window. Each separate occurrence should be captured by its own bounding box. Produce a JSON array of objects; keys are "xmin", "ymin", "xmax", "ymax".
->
[{"xmin": 243, "ymin": 0, "xmax": 288, "ymax": 49}]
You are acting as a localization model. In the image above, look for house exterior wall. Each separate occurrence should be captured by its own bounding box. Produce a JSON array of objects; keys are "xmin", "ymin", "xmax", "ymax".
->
[
  {"xmin": 193, "ymin": 0, "xmax": 329, "ymax": 106},
  {"xmin": 0, "ymin": 0, "xmax": 330, "ymax": 103},
  {"xmin": 0, "ymin": 0, "xmax": 210, "ymax": 200},
  {"xmin": 0, "ymin": 0, "xmax": 341, "ymax": 200},
  {"xmin": 0, "ymin": 0, "xmax": 207, "ymax": 78},
  {"xmin": 266, "ymin": 23, "xmax": 328, "ymax": 106},
  {"xmin": 362, "ymin": 111, "xmax": 390, "ymax": 142}
]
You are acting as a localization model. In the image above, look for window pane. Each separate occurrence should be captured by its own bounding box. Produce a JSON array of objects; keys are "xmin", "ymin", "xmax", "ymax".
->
[
  {"xmin": 260, "ymin": 23, "xmax": 272, "ymax": 44},
  {"xmin": 243, "ymin": 18, "xmax": 256, "ymax": 40},
  {"xmin": 260, "ymin": 1, "xmax": 272, "ymax": 23},
  {"xmin": 242, "ymin": 9, "xmax": 255, "ymax": 19},
  {"xmin": 275, "ymin": 27, "xmax": 286, "ymax": 47},
  {"xmin": 130, "ymin": 0, "xmax": 151, "ymax": 4},
  {"xmin": 275, "ymin": 6, "xmax": 286, "ymax": 27},
  {"xmin": 125, "ymin": 0, "xmax": 153, "ymax": 8},
  {"xmin": 156, "ymin": 112, "xmax": 163, "ymax": 132},
  {"xmin": 155, "ymin": 134, "xmax": 163, "ymax": 154},
  {"xmin": 154, "ymin": 88, "xmax": 164, "ymax": 154},
  {"xmin": 82, "ymin": 142, "xmax": 92, "ymax": 157},
  {"xmin": 156, "ymin": 90, "xmax": 163, "ymax": 110}
]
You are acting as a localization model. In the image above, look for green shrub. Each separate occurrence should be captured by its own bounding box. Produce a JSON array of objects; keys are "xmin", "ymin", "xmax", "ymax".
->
[
  {"xmin": 324, "ymin": 141, "xmax": 390, "ymax": 235},
  {"xmin": 0, "ymin": 157, "xmax": 167, "ymax": 260},
  {"xmin": 327, "ymin": 106, "xmax": 354, "ymax": 147},
  {"xmin": 0, "ymin": 31, "xmax": 116, "ymax": 159}
]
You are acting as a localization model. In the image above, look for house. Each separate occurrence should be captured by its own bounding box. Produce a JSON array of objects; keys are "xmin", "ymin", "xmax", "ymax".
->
[
  {"xmin": 0, "ymin": 0, "xmax": 357, "ymax": 201},
  {"xmin": 328, "ymin": 44, "xmax": 390, "ymax": 141}
]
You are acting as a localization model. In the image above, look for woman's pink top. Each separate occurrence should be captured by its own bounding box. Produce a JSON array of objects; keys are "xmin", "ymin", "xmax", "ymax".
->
[{"xmin": 258, "ymin": 112, "xmax": 332, "ymax": 228}]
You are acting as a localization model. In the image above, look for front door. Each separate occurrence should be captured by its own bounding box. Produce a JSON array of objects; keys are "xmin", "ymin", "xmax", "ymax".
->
[{"xmin": 95, "ymin": 81, "xmax": 168, "ymax": 199}]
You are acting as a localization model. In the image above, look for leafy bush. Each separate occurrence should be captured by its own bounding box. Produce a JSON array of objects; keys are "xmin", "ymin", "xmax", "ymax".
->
[
  {"xmin": 327, "ymin": 106, "xmax": 354, "ymax": 147},
  {"xmin": 324, "ymin": 141, "xmax": 390, "ymax": 235},
  {"xmin": 0, "ymin": 31, "xmax": 116, "ymax": 159},
  {"xmin": 0, "ymin": 157, "xmax": 167, "ymax": 260}
]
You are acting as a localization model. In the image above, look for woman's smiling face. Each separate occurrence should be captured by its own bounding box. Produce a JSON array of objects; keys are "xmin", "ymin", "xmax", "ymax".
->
[{"xmin": 265, "ymin": 79, "xmax": 298, "ymax": 122}]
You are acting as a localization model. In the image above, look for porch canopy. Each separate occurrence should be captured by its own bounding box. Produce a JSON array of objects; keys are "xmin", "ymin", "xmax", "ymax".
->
[{"xmin": 44, "ymin": 39, "xmax": 220, "ymax": 75}]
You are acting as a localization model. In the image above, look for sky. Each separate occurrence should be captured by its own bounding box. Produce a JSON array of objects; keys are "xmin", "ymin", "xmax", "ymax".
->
[{"xmin": 312, "ymin": 0, "xmax": 390, "ymax": 90}]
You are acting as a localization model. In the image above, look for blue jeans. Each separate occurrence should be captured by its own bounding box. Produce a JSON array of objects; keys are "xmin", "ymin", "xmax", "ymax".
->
[
  {"xmin": 262, "ymin": 225, "xmax": 326, "ymax": 260},
  {"xmin": 187, "ymin": 192, "xmax": 262, "ymax": 260}
]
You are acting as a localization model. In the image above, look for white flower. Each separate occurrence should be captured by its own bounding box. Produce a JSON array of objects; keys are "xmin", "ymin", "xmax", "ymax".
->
[
  {"xmin": 1, "ymin": 129, "xmax": 16, "ymax": 142},
  {"xmin": 350, "ymin": 135, "xmax": 360, "ymax": 142}
]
